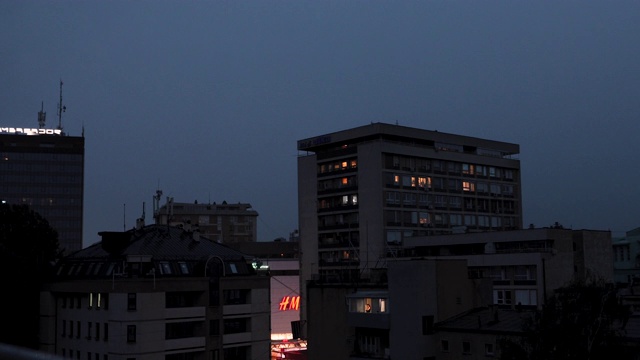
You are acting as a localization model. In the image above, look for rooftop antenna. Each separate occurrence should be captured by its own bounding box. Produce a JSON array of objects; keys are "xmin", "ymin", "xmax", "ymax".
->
[
  {"xmin": 57, "ymin": 79, "xmax": 66, "ymax": 132},
  {"xmin": 38, "ymin": 102, "xmax": 46, "ymax": 128}
]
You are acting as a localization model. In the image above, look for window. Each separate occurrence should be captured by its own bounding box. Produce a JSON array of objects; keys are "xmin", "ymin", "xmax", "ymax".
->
[
  {"xmin": 485, "ymin": 343, "xmax": 495, "ymax": 356},
  {"xmin": 69, "ymin": 321, "xmax": 73, "ymax": 338},
  {"xmin": 127, "ymin": 293, "xmax": 137, "ymax": 311},
  {"xmin": 77, "ymin": 321, "xmax": 81, "ymax": 338},
  {"xmin": 178, "ymin": 262, "xmax": 189, "ymax": 275},
  {"xmin": 223, "ymin": 318, "xmax": 249, "ymax": 334},
  {"xmin": 515, "ymin": 290, "xmax": 537, "ymax": 306},
  {"xmin": 87, "ymin": 322, "xmax": 92, "ymax": 339},
  {"xmin": 494, "ymin": 290, "xmax": 512, "ymax": 305},
  {"xmin": 422, "ymin": 315, "xmax": 434, "ymax": 334},
  {"xmin": 463, "ymin": 341, "xmax": 471, "ymax": 354},
  {"xmin": 159, "ymin": 262, "xmax": 172, "ymax": 275},
  {"xmin": 462, "ymin": 181, "xmax": 475, "ymax": 192},
  {"xmin": 441, "ymin": 340, "xmax": 449, "ymax": 352},
  {"xmin": 95, "ymin": 322, "xmax": 100, "ymax": 341},
  {"xmin": 126, "ymin": 325, "xmax": 136, "ymax": 343},
  {"xmin": 62, "ymin": 320, "xmax": 66, "ymax": 336},
  {"xmin": 103, "ymin": 323, "xmax": 108, "ymax": 341}
]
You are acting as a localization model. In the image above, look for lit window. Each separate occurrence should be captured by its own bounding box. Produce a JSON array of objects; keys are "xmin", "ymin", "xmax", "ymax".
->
[
  {"xmin": 342, "ymin": 195, "xmax": 349, "ymax": 205},
  {"xmin": 341, "ymin": 161, "xmax": 348, "ymax": 169},
  {"xmin": 350, "ymin": 159, "xmax": 357, "ymax": 168},
  {"xmin": 462, "ymin": 181, "xmax": 475, "ymax": 192},
  {"xmin": 352, "ymin": 195, "xmax": 358, "ymax": 205},
  {"xmin": 341, "ymin": 177, "xmax": 348, "ymax": 185}
]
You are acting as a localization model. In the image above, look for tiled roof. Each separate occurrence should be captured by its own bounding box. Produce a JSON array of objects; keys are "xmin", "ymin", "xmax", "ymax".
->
[
  {"xmin": 436, "ymin": 307, "xmax": 535, "ymax": 335},
  {"xmin": 69, "ymin": 224, "xmax": 251, "ymax": 261}
]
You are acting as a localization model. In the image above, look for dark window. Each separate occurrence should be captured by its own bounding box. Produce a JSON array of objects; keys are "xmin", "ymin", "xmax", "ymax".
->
[
  {"xmin": 103, "ymin": 323, "xmax": 109, "ymax": 341},
  {"xmin": 127, "ymin": 325, "xmax": 136, "ymax": 343},
  {"xmin": 223, "ymin": 289, "xmax": 250, "ymax": 305},
  {"xmin": 210, "ymin": 319, "xmax": 220, "ymax": 336},
  {"xmin": 165, "ymin": 321, "xmax": 201, "ymax": 340},
  {"xmin": 223, "ymin": 346, "xmax": 249, "ymax": 360},
  {"xmin": 422, "ymin": 315, "xmax": 434, "ymax": 335},
  {"xmin": 441, "ymin": 340, "xmax": 449, "ymax": 352},
  {"xmin": 223, "ymin": 318, "xmax": 249, "ymax": 334},
  {"xmin": 128, "ymin": 293, "xmax": 137, "ymax": 311},
  {"xmin": 463, "ymin": 341, "xmax": 471, "ymax": 354},
  {"xmin": 95, "ymin": 322, "xmax": 100, "ymax": 340}
]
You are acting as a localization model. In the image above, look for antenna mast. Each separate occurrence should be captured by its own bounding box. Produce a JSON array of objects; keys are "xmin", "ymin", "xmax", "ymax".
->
[
  {"xmin": 57, "ymin": 79, "xmax": 66, "ymax": 132},
  {"xmin": 38, "ymin": 102, "xmax": 46, "ymax": 128}
]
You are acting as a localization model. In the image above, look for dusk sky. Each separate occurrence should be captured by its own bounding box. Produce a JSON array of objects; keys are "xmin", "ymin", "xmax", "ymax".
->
[{"xmin": 2, "ymin": 1, "xmax": 639, "ymax": 248}]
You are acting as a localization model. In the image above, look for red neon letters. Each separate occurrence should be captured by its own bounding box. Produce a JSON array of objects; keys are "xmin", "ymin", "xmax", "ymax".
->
[{"xmin": 279, "ymin": 296, "xmax": 300, "ymax": 311}]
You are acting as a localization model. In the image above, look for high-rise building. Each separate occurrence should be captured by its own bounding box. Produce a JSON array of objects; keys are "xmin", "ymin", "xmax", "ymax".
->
[
  {"xmin": 297, "ymin": 122, "xmax": 522, "ymax": 332},
  {"xmin": 0, "ymin": 127, "xmax": 84, "ymax": 253}
]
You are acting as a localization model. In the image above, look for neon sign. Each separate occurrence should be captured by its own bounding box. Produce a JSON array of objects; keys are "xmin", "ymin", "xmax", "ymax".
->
[
  {"xmin": 279, "ymin": 296, "xmax": 300, "ymax": 311},
  {"xmin": 0, "ymin": 127, "xmax": 62, "ymax": 136}
]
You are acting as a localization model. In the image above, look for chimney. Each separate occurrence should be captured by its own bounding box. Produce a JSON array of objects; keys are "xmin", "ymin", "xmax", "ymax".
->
[{"xmin": 193, "ymin": 224, "xmax": 200, "ymax": 242}]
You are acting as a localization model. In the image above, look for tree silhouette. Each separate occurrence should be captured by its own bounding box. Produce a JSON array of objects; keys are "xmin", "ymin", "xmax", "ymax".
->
[
  {"xmin": 0, "ymin": 203, "xmax": 61, "ymax": 349},
  {"xmin": 499, "ymin": 277, "xmax": 633, "ymax": 360}
]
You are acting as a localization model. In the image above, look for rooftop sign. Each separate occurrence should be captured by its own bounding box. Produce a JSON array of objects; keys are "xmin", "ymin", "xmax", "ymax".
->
[{"xmin": 0, "ymin": 127, "xmax": 62, "ymax": 136}]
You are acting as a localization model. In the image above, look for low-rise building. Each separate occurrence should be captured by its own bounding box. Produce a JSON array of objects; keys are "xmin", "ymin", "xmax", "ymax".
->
[{"xmin": 39, "ymin": 222, "xmax": 270, "ymax": 360}]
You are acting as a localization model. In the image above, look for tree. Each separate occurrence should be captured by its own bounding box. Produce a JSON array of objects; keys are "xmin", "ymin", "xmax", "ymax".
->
[
  {"xmin": 500, "ymin": 277, "xmax": 632, "ymax": 360},
  {"xmin": 0, "ymin": 203, "xmax": 61, "ymax": 348}
]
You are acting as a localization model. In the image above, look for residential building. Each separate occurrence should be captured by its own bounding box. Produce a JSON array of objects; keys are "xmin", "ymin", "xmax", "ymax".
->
[
  {"xmin": 305, "ymin": 228, "xmax": 614, "ymax": 359},
  {"xmin": 153, "ymin": 197, "xmax": 258, "ymax": 244},
  {"xmin": 403, "ymin": 228, "xmax": 614, "ymax": 309},
  {"xmin": 297, "ymin": 122, "xmax": 522, "ymax": 334},
  {"xmin": 39, "ymin": 222, "xmax": 271, "ymax": 360},
  {"xmin": 0, "ymin": 127, "xmax": 84, "ymax": 253},
  {"xmin": 613, "ymin": 227, "xmax": 640, "ymax": 286}
]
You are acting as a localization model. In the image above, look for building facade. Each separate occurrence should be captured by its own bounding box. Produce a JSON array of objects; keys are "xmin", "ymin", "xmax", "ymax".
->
[
  {"xmin": 39, "ymin": 223, "xmax": 271, "ymax": 360},
  {"xmin": 613, "ymin": 227, "xmax": 640, "ymax": 286},
  {"xmin": 297, "ymin": 122, "xmax": 522, "ymax": 334},
  {"xmin": 0, "ymin": 128, "xmax": 84, "ymax": 253},
  {"xmin": 154, "ymin": 199, "xmax": 258, "ymax": 244}
]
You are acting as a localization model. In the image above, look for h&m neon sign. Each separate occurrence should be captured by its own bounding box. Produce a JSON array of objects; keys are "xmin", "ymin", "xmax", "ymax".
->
[{"xmin": 279, "ymin": 296, "xmax": 300, "ymax": 311}]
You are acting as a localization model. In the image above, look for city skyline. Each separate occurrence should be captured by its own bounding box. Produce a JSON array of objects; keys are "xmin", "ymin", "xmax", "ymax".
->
[{"xmin": 2, "ymin": 1, "xmax": 639, "ymax": 248}]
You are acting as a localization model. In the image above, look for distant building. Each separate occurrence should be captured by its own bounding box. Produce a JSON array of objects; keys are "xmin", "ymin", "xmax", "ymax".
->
[
  {"xmin": 304, "ymin": 228, "xmax": 614, "ymax": 359},
  {"xmin": 154, "ymin": 198, "xmax": 258, "ymax": 244},
  {"xmin": 226, "ymin": 241, "xmax": 307, "ymax": 360},
  {"xmin": 613, "ymin": 227, "xmax": 640, "ymax": 286},
  {"xmin": 0, "ymin": 127, "xmax": 84, "ymax": 253},
  {"xmin": 39, "ymin": 223, "xmax": 271, "ymax": 360},
  {"xmin": 297, "ymin": 122, "xmax": 522, "ymax": 335}
]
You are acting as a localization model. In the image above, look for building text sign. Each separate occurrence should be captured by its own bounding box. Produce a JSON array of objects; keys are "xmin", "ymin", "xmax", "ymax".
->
[
  {"xmin": 1, "ymin": 127, "xmax": 62, "ymax": 136},
  {"xmin": 279, "ymin": 296, "xmax": 300, "ymax": 311}
]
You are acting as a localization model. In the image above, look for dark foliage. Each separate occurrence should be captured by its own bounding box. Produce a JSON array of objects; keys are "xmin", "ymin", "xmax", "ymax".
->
[
  {"xmin": 0, "ymin": 203, "xmax": 61, "ymax": 349},
  {"xmin": 499, "ymin": 277, "xmax": 633, "ymax": 360}
]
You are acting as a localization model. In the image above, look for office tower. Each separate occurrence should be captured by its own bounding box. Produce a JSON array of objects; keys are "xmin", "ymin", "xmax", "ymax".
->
[
  {"xmin": 0, "ymin": 127, "xmax": 84, "ymax": 253},
  {"xmin": 297, "ymin": 122, "xmax": 522, "ymax": 305}
]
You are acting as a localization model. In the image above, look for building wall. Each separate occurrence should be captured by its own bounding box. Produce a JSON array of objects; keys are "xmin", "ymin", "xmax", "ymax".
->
[
  {"xmin": 298, "ymin": 153, "xmax": 318, "ymax": 336},
  {"xmin": 306, "ymin": 286, "xmax": 354, "ymax": 360},
  {"xmin": 388, "ymin": 259, "xmax": 475, "ymax": 359},
  {"xmin": 0, "ymin": 132, "xmax": 84, "ymax": 252}
]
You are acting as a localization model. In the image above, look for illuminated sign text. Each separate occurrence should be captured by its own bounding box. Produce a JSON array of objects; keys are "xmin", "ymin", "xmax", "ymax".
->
[
  {"xmin": 0, "ymin": 127, "xmax": 62, "ymax": 136},
  {"xmin": 279, "ymin": 296, "xmax": 300, "ymax": 311}
]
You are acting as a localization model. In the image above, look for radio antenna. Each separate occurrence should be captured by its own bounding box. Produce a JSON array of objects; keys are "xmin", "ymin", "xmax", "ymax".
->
[
  {"xmin": 57, "ymin": 79, "xmax": 66, "ymax": 132},
  {"xmin": 38, "ymin": 101, "xmax": 46, "ymax": 128}
]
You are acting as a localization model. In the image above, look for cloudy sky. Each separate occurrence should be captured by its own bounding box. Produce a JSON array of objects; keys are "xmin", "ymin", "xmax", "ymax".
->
[{"xmin": 2, "ymin": 1, "xmax": 639, "ymax": 247}]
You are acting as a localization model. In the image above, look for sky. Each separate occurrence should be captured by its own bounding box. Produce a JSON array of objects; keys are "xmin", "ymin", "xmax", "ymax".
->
[{"xmin": 2, "ymin": 1, "xmax": 639, "ymax": 248}]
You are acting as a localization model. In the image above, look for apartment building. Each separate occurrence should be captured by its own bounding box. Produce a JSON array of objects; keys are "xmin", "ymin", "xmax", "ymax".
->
[
  {"xmin": 0, "ymin": 127, "xmax": 84, "ymax": 253},
  {"xmin": 154, "ymin": 198, "xmax": 258, "ymax": 244},
  {"xmin": 39, "ymin": 223, "xmax": 270, "ymax": 360},
  {"xmin": 297, "ymin": 122, "xmax": 521, "ymax": 335}
]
